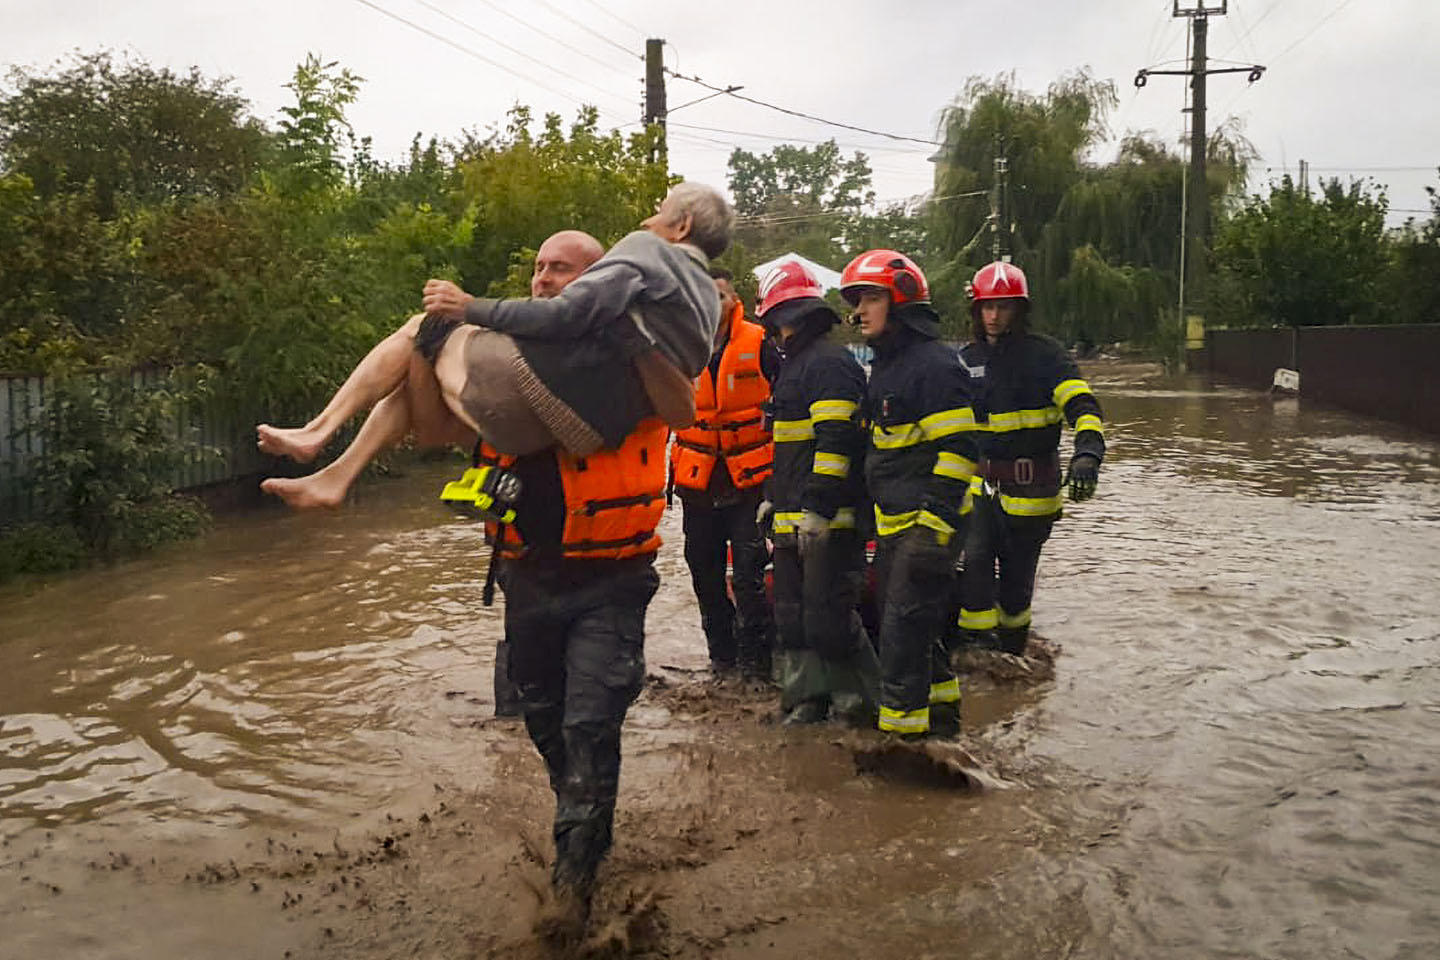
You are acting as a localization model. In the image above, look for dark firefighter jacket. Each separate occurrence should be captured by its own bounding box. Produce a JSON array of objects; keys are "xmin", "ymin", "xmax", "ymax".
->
[
  {"xmin": 958, "ymin": 331, "xmax": 1105, "ymax": 520},
  {"xmin": 767, "ymin": 322, "xmax": 867, "ymax": 540},
  {"xmin": 864, "ymin": 318, "xmax": 978, "ymax": 545}
]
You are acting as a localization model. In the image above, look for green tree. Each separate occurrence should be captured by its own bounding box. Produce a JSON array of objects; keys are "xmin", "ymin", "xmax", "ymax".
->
[
  {"xmin": 0, "ymin": 51, "xmax": 269, "ymax": 216},
  {"xmin": 1212, "ymin": 176, "xmax": 1389, "ymax": 327},
  {"xmin": 726, "ymin": 139, "xmax": 879, "ymax": 268},
  {"xmin": 456, "ymin": 107, "xmax": 670, "ymax": 295},
  {"xmin": 1387, "ymin": 170, "xmax": 1440, "ymax": 325}
]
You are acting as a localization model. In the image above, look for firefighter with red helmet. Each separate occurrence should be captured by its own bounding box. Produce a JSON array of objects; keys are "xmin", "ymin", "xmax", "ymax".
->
[
  {"xmin": 842, "ymin": 249, "xmax": 977, "ymax": 739},
  {"xmin": 670, "ymin": 268, "xmax": 780, "ymax": 679},
  {"xmin": 956, "ymin": 260, "xmax": 1104, "ymax": 655},
  {"xmin": 756, "ymin": 259, "xmax": 879, "ymax": 725}
]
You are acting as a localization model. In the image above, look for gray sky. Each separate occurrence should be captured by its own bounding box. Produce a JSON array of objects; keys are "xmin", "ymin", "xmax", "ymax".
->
[{"xmin": 7, "ymin": 0, "xmax": 1438, "ymax": 233}]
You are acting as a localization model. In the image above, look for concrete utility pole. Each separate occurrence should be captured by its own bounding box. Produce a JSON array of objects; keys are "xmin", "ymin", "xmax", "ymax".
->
[
  {"xmin": 643, "ymin": 38, "xmax": 667, "ymax": 168},
  {"xmin": 991, "ymin": 146, "xmax": 1010, "ymax": 262},
  {"xmin": 1135, "ymin": 1, "xmax": 1265, "ymax": 335}
]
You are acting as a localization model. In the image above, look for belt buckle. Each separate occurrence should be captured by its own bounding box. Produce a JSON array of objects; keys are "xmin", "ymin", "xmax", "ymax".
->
[{"xmin": 1013, "ymin": 457, "xmax": 1034, "ymax": 484}]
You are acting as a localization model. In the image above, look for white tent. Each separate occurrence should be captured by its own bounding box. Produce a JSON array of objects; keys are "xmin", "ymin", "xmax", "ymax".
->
[{"xmin": 750, "ymin": 252, "xmax": 843, "ymax": 292}]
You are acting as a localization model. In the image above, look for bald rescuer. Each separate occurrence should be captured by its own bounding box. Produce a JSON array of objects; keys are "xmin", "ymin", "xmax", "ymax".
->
[
  {"xmin": 438, "ymin": 199, "xmax": 736, "ymax": 947},
  {"xmin": 955, "ymin": 260, "xmax": 1104, "ymax": 656}
]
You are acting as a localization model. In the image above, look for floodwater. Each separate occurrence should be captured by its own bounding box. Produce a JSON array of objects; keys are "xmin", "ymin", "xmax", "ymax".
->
[{"xmin": 3, "ymin": 359, "xmax": 1439, "ymax": 959}]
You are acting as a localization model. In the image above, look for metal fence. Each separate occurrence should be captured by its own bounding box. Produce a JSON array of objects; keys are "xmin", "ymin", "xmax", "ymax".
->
[{"xmin": 0, "ymin": 368, "xmax": 270, "ymax": 526}]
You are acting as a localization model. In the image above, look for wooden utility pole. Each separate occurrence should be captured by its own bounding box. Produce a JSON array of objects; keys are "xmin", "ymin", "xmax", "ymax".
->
[
  {"xmin": 1135, "ymin": 2, "xmax": 1264, "ymax": 329},
  {"xmin": 643, "ymin": 39, "xmax": 667, "ymax": 168}
]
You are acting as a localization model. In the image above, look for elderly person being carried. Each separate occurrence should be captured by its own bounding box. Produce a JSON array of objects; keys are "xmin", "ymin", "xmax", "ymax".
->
[{"xmin": 259, "ymin": 182, "xmax": 732, "ymax": 508}]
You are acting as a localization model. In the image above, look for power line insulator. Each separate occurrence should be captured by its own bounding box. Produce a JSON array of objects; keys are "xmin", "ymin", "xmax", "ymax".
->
[
  {"xmin": 1247, "ymin": 65, "xmax": 1265, "ymax": 83},
  {"xmin": 1134, "ymin": 71, "xmax": 1149, "ymax": 89}
]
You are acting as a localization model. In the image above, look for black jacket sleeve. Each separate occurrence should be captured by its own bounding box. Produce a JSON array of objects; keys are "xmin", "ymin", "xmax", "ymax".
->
[
  {"xmin": 917, "ymin": 356, "xmax": 979, "ymax": 533},
  {"xmin": 1049, "ymin": 348, "xmax": 1105, "ymax": 463},
  {"xmin": 800, "ymin": 353, "xmax": 865, "ymax": 520}
]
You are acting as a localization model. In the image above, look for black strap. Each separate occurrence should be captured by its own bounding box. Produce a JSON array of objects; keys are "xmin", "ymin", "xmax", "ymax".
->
[{"xmin": 483, "ymin": 522, "xmax": 504, "ymax": 607}]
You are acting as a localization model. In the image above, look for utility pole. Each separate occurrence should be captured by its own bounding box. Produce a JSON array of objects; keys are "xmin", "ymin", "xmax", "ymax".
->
[
  {"xmin": 991, "ymin": 145, "xmax": 1010, "ymax": 262},
  {"xmin": 643, "ymin": 39, "xmax": 667, "ymax": 169},
  {"xmin": 1135, "ymin": 2, "xmax": 1264, "ymax": 332}
]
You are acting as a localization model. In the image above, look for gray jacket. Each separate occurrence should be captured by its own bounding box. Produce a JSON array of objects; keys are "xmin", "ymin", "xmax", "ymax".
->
[{"xmin": 464, "ymin": 230, "xmax": 720, "ymax": 378}]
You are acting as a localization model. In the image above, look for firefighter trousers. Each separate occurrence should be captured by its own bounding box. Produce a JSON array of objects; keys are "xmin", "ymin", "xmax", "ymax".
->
[
  {"xmin": 501, "ymin": 556, "xmax": 659, "ymax": 894},
  {"xmin": 771, "ymin": 531, "xmax": 880, "ymax": 724},
  {"xmin": 958, "ymin": 499, "xmax": 1053, "ymax": 655},
  {"xmin": 680, "ymin": 490, "xmax": 773, "ymax": 675},
  {"xmin": 873, "ymin": 532, "xmax": 961, "ymax": 737}
]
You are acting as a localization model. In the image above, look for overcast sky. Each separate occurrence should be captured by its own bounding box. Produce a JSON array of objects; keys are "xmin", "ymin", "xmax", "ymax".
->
[{"xmin": 7, "ymin": 0, "xmax": 1438, "ymax": 236}]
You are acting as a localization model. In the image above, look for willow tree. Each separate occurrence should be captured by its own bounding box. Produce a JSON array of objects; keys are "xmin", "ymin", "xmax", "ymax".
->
[{"xmin": 930, "ymin": 72, "xmax": 1251, "ymax": 344}]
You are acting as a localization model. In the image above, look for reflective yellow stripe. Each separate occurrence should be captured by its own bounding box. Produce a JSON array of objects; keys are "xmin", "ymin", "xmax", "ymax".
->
[
  {"xmin": 772, "ymin": 510, "xmax": 801, "ymax": 534},
  {"xmin": 919, "ymin": 407, "xmax": 980, "ymax": 439},
  {"xmin": 998, "ymin": 607, "xmax": 1032, "ymax": 628},
  {"xmin": 915, "ymin": 510, "xmax": 954, "ymax": 544},
  {"xmin": 988, "ymin": 407, "xmax": 1063, "ymax": 432},
  {"xmin": 871, "ymin": 422, "xmax": 923, "ymax": 449},
  {"xmin": 1053, "ymin": 378, "xmax": 1093, "ymax": 408},
  {"xmin": 878, "ymin": 705, "xmax": 929, "ymax": 733},
  {"xmin": 875, "ymin": 508, "xmax": 918, "ymax": 536},
  {"xmin": 773, "ymin": 418, "xmax": 814, "ymax": 442},
  {"xmin": 929, "ymin": 679, "xmax": 961, "ymax": 704},
  {"xmin": 999, "ymin": 492, "xmax": 1064, "ymax": 517},
  {"xmin": 960, "ymin": 489, "xmax": 975, "ymax": 516},
  {"xmin": 1075, "ymin": 413, "xmax": 1103, "ymax": 435},
  {"xmin": 809, "ymin": 399, "xmax": 858, "ymax": 423},
  {"xmin": 934, "ymin": 451, "xmax": 975, "ymax": 481},
  {"xmin": 778, "ymin": 508, "xmax": 855, "ymax": 533},
  {"xmin": 812, "ymin": 452, "xmax": 850, "ymax": 477},
  {"xmin": 959, "ymin": 607, "xmax": 999, "ymax": 630}
]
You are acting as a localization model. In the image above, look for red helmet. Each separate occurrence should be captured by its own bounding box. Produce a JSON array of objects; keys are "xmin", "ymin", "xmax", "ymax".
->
[
  {"xmin": 840, "ymin": 249, "xmax": 930, "ymax": 306},
  {"xmin": 755, "ymin": 259, "xmax": 825, "ymax": 318},
  {"xmin": 969, "ymin": 261, "xmax": 1030, "ymax": 304}
]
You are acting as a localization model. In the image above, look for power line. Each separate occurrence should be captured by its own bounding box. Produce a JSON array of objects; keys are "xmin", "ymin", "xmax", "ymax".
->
[
  {"xmin": 1216, "ymin": 0, "xmax": 1286, "ymax": 60},
  {"xmin": 408, "ymin": 0, "xmax": 634, "ymax": 110},
  {"xmin": 467, "ymin": 0, "xmax": 639, "ymax": 79},
  {"xmin": 665, "ymin": 69, "xmax": 942, "ymax": 147},
  {"xmin": 574, "ymin": 0, "xmax": 647, "ymax": 39},
  {"xmin": 668, "ymin": 121, "xmax": 934, "ymax": 155},
  {"xmin": 734, "ymin": 190, "xmax": 988, "ymax": 226},
  {"xmin": 1269, "ymin": 0, "xmax": 1359, "ymax": 61},
  {"xmin": 348, "ymin": 0, "xmax": 625, "ymax": 121},
  {"xmin": 530, "ymin": 0, "xmax": 641, "ymax": 60}
]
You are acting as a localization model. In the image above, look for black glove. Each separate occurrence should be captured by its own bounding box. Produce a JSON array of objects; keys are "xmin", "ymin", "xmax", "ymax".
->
[{"xmin": 1067, "ymin": 454, "xmax": 1100, "ymax": 502}]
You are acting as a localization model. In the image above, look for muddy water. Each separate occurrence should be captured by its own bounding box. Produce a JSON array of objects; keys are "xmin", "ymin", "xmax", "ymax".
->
[{"xmin": 3, "ymin": 361, "xmax": 1440, "ymax": 959}]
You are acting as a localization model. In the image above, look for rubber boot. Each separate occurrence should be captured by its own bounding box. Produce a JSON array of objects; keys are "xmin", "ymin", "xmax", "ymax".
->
[{"xmin": 996, "ymin": 626, "xmax": 1028, "ymax": 656}]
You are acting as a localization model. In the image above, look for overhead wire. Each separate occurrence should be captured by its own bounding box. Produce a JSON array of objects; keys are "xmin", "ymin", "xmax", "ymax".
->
[
  {"xmin": 467, "ymin": 0, "xmax": 640, "ymax": 79},
  {"xmin": 665, "ymin": 69, "xmax": 942, "ymax": 147},
  {"xmin": 407, "ymin": 0, "xmax": 635, "ymax": 111},
  {"xmin": 348, "ymin": 0, "xmax": 627, "ymax": 122},
  {"xmin": 667, "ymin": 121, "xmax": 933, "ymax": 156},
  {"xmin": 574, "ymin": 0, "xmax": 648, "ymax": 40},
  {"xmin": 530, "ymin": 0, "xmax": 642, "ymax": 61}
]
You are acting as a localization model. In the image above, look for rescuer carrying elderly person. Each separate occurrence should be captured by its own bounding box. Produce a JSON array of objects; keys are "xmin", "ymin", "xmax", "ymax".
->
[{"xmin": 257, "ymin": 182, "xmax": 732, "ymax": 508}]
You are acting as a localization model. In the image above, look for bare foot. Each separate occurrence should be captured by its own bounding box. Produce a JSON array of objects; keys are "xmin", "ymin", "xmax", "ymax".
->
[
  {"xmin": 256, "ymin": 424, "xmax": 328, "ymax": 464},
  {"xmin": 260, "ymin": 474, "xmax": 347, "ymax": 509}
]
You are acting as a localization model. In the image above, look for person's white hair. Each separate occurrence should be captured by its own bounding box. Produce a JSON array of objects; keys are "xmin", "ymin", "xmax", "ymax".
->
[{"xmin": 664, "ymin": 182, "xmax": 734, "ymax": 260}]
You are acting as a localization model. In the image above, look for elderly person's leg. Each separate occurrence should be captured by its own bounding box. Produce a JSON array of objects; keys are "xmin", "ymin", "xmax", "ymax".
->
[
  {"xmin": 261, "ymin": 336, "xmax": 478, "ymax": 509},
  {"xmin": 257, "ymin": 314, "xmax": 427, "ymax": 463},
  {"xmin": 260, "ymin": 386, "xmax": 412, "ymax": 509}
]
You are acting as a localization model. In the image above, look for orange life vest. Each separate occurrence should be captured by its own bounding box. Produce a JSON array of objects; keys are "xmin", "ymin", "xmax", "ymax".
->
[
  {"xmin": 477, "ymin": 418, "xmax": 669, "ymax": 561},
  {"xmin": 672, "ymin": 303, "xmax": 773, "ymax": 492}
]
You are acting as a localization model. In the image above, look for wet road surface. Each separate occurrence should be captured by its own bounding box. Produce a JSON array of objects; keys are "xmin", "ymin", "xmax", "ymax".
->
[{"xmin": 2, "ymin": 360, "xmax": 1439, "ymax": 958}]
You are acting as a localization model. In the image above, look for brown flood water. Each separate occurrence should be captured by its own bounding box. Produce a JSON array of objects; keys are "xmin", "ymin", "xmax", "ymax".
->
[{"xmin": 3, "ymin": 359, "xmax": 1440, "ymax": 959}]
